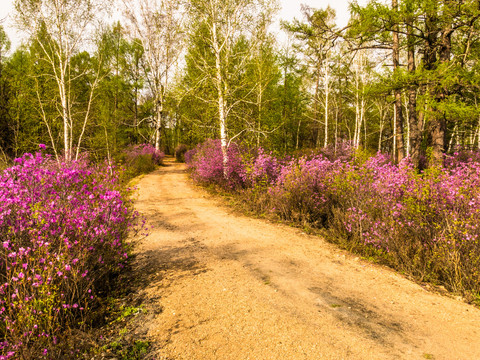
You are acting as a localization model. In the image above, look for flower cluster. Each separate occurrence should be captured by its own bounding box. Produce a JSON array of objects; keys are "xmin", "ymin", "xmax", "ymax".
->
[
  {"xmin": 0, "ymin": 148, "xmax": 142, "ymax": 358},
  {"xmin": 185, "ymin": 139, "xmax": 245, "ymax": 189},
  {"xmin": 241, "ymin": 148, "xmax": 281, "ymax": 187},
  {"xmin": 186, "ymin": 139, "xmax": 480, "ymax": 295},
  {"xmin": 267, "ymin": 155, "xmax": 348, "ymax": 226}
]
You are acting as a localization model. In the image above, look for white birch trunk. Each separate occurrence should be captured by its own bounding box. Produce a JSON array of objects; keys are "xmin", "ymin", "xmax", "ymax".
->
[
  {"xmin": 404, "ymin": 94, "xmax": 410, "ymax": 157},
  {"xmin": 323, "ymin": 59, "xmax": 329, "ymax": 148},
  {"xmin": 334, "ymin": 106, "xmax": 338, "ymax": 154},
  {"xmin": 361, "ymin": 97, "xmax": 365, "ymax": 148},
  {"xmin": 393, "ymin": 103, "xmax": 397, "ymax": 161},
  {"xmin": 212, "ymin": 21, "xmax": 228, "ymax": 178},
  {"xmin": 477, "ymin": 122, "xmax": 480, "ymax": 150},
  {"xmin": 155, "ymin": 92, "xmax": 163, "ymax": 151},
  {"xmin": 59, "ymin": 69, "xmax": 70, "ymax": 161}
]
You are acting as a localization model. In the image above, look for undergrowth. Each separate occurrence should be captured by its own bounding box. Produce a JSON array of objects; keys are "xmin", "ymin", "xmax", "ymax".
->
[{"xmin": 186, "ymin": 139, "xmax": 480, "ymax": 301}]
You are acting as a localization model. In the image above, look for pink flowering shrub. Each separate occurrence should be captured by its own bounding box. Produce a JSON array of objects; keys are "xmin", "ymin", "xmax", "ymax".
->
[
  {"xmin": 0, "ymin": 149, "xmax": 142, "ymax": 358},
  {"xmin": 311, "ymin": 154, "xmax": 480, "ymax": 293},
  {"xmin": 241, "ymin": 148, "xmax": 281, "ymax": 187},
  {"xmin": 184, "ymin": 147, "xmax": 197, "ymax": 165},
  {"xmin": 267, "ymin": 156, "xmax": 346, "ymax": 226},
  {"xmin": 187, "ymin": 139, "xmax": 480, "ymax": 295},
  {"xmin": 232, "ymin": 148, "xmax": 282, "ymax": 213},
  {"xmin": 125, "ymin": 143, "xmax": 164, "ymax": 165},
  {"xmin": 186, "ymin": 139, "xmax": 245, "ymax": 189},
  {"xmin": 319, "ymin": 140, "xmax": 355, "ymax": 162},
  {"xmin": 291, "ymin": 141, "xmax": 355, "ymax": 162},
  {"xmin": 444, "ymin": 148, "xmax": 480, "ymax": 168}
]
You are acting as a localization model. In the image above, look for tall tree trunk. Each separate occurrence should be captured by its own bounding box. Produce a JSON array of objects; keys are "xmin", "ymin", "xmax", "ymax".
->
[
  {"xmin": 323, "ymin": 58, "xmax": 329, "ymax": 148},
  {"xmin": 477, "ymin": 119, "xmax": 480, "ymax": 150},
  {"xmin": 354, "ymin": 56, "xmax": 362, "ymax": 149},
  {"xmin": 430, "ymin": 10, "xmax": 452, "ymax": 164},
  {"xmin": 423, "ymin": 4, "xmax": 442, "ymax": 165},
  {"xmin": 134, "ymin": 86, "xmax": 138, "ymax": 142},
  {"xmin": 296, "ymin": 118, "xmax": 301, "ymax": 150},
  {"xmin": 378, "ymin": 118, "xmax": 384, "ymax": 153},
  {"xmin": 393, "ymin": 102, "xmax": 397, "ymax": 161},
  {"xmin": 404, "ymin": 94, "xmax": 410, "ymax": 156},
  {"xmin": 133, "ymin": 54, "xmax": 140, "ymax": 143},
  {"xmin": 407, "ymin": 14, "xmax": 421, "ymax": 168},
  {"xmin": 154, "ymin": 91, "xmax": 163, "ymax": 151},
  {"xmin": 59, "ymin": 69, "xmax": 70, "ymax": 162},
  {"xmin": 213, "ymin": 21, "xmax": 228, "ymax": 177},
  {"xmin": 363, "ymin": 96, "xmax": 367, "ymax": 147},
  {"xmin": 392, "ymin": 0, "xmax": 404, "ymax": 163},
  {"xmin": 257, "ymin": 83, "xmax": 262, "ymax": 147},
  {"xmin": 335, "ymin": 105, "xmax": 338, "ymax": 154},
  {"xmin": 282, "ymin": 62, "xmax": 288, "ymax": 151},
  {"xmin": 314, "ymin": 71, "xmax": 321, "ymax": 148},
  {"xmin": 354, "ymin": 89, "xmax": 360, "ymax": 148}
]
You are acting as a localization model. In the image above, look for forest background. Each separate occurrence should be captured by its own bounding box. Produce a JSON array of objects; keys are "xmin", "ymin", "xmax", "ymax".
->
[{"xmin": 0, "ymin": 0, "xmax": 478, "ymax": 167}]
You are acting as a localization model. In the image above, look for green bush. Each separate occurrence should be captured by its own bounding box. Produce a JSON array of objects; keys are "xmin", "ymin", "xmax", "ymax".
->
[
  {"xmin": 175, "ymin": 144, "xmax": 188, "ymax": 163},
  {"xmin": 126, "ymin": 153, "xmax": 157, "ymax": 177},
  {"xmin": 119, "ymin": 144, "xmax": 165, "ymax": 180}
]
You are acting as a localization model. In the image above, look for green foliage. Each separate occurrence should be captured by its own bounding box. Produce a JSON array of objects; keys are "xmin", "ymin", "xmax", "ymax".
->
[
  {"xmin": 175, "ymin": 144, "xmax": 188, "ymax": 162},
  {"xmin": 1, "ymin": 0, "xmax": 479, "ymax": 165},
  {"xmin": 0, "ymin": 21, "xmax": 154, "ymax": 160},
  {"xmin": 118, "ymin": 144, "xmax": 165, "ymax": 180},
  {"xmin": 105, "ymin": 340, "xmax": 150, "ymax": 360},
  {"xmin": 125, "ymin": 154, "xmax": 156, "ymax": 177}
]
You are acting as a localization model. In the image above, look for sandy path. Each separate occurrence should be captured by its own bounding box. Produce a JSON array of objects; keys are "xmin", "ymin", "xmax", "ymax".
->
[{"xmin": 131, "ymin": 158, "xmax": 480, "ymax": 360}]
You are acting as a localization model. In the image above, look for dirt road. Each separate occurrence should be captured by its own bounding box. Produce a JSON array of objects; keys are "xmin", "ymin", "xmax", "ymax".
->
[{"xmin": 131, "ymin": 158, "xmax": 480, "ymax": 360}]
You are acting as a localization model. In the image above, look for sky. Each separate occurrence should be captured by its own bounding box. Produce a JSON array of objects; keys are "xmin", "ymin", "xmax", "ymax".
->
[
  {"xmin": 279, "ymin": 0, "xmax": 357, "ymax": 27},
  {"xmin": 0, "ymin": 0, "xmax": 365, "ymax": 51}
]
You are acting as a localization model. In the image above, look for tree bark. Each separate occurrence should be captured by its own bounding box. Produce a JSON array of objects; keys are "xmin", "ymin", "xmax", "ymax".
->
[
  {"xmin": 314, "ymin": 67, "xmax": 321, "ymax": 148},
  {"xmin": 154, "ymin": 81, "xmax": 164, "ymax": 151},
  {"xmin": 406, "ymin": 14, "xmax": 421, "ymax": 168},
  {"xmin": 392, "ymin": 0, "xmax": 404, "ymax": 163},
  {"xmin": 59, "ymin": 69, "xmax": 70, "ymax": 162},
  {"xmin": 212, "ymin": 21, "xmax": 228, "ymax": 177},
  {"xmin": 323, "ymin": 57, "xmax": 330, "ymax": 148},
  {"xmin": 422, "ymin": 3, "xmax": 443, "ymax": 165},
  {"xmin": 429, "ymin": 9, "xmax": 452, "ymax": 164}
]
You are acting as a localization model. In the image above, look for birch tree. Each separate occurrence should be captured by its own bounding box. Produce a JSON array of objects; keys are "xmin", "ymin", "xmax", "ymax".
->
[
  {"xmin": 249, "ymin": 15, "xmax": 281, "ymax": 147},
  {"xmin": 352, "ymin": 50, "xmax": 366, "ymax": 149},
  {"xmin": 186, "ymin": 0, "xmax": 276, "ymax": 176},
  {"xmin": 283, "ymin": 6, "xmax": 337, "ymax": 148},
  {"xmin": 14, "ymin": 0, "xmax": 104, "ymax": 161},
  {"xmin": 392, "ymin": 0, "xmax": 405, "ymax": 162},
  {"xmin": 122, "ymin": 0, "xmax": 185, "ymax": 151},
  {"xmin": 0, "ymin": 26, "xmax": 11, "ymax": 155}
]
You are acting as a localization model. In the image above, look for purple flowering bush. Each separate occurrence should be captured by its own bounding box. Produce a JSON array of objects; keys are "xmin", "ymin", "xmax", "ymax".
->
[
  {"xmin": 444, "ymin": 148, "xmax": 480, "ymax": 168},
  {"xmin": 233, "ymin": 148, "xmax": 282, "ymax": 213},
  {"xmin": 0, "ymin": 149, "xmax": 142, "ymax": 358},
  {"xmin": 125, "ymin": 143, "xmax": 164, "ymax": 165},
  {"xmin": 187, "ymin": 139, "xmax": 480, "ymax": 296},
  {"xmin": 241, "ymin": 148, "xmax": 281, "ymax": 187},
  {"xmin": 267, "ymin": 156, "xmax": 346, "ymax": 226},
  {"xmin": 186, "ymin": 139, "xmax": 245, "ymax": 189}
]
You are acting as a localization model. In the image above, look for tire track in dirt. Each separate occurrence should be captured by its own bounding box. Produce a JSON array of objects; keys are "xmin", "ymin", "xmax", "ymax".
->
[{"xmin": 131, "ymin": 157, "xmax": 480, "ymax": 360}]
